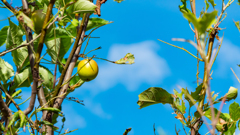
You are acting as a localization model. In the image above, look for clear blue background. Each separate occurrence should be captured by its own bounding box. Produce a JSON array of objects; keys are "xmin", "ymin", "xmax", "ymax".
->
[{"xmin": 0, "ymin": 0, "xmax": 240, "ymax": 134}]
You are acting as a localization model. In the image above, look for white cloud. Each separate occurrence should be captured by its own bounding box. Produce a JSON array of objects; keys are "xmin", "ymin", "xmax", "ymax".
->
[
  {"xmin": 74, "ymin": 40, "xmax": 171, "ymax": 120},
  {"xmin": 81, "ymin": 40, "xmax": 171, "ymax": 95},
  {"xmin": 215, "ymin": 39, "xmax": 240, "ymax": 78},
  {"xmin": 84, "ymin": 98, "xmax": 112, "ymax": 119}
]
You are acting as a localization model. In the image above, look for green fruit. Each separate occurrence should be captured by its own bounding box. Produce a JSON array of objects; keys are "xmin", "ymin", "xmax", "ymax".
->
[
  {"xmin": 31, "ymin": 9, "xmax": 46, "ymax": 34},
  {"xmin": 77, "ymin": 59, "xmax": 99, "ymax": 82}
]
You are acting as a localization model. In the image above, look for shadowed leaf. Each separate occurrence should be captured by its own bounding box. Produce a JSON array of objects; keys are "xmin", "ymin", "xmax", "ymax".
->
[{"xmin": 137, "ymin": 87, "xmax": 173, "ymax": 109}]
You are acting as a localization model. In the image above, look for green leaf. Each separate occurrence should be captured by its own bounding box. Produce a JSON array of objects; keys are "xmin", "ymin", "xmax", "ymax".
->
[
  {"xmin": 45, "ymin": 27, "xmax": 74, "ymax": 41},
  {"xmin": 0, "ymin": 122, "xmax": 5, "ymax": 131},
  {"xmin": 204, "ymin": 108, "xmax": 226, "ymax": 120},
  {"xmin": 55, "ymin": 0, "xmax": 74, "ymax": 8},
  {"xmin": 18, "ymin": 110, "xmax": 26, "ymax": 128},
  {"xmin": 69, "ymin": 75, "xmax": 84, "ymax": 91},
  {"xmin": 137, "ymin": 87, "xmax": 173, "ymax": 109},
  {"xmin": 179, "ymin": 0, "xmax": 190, "ymax": 13},
  {"xmin": 234, "ymin": 20, "xmax": 240, "ymax": 32},
  {"xmin": 224, "ymin": 122, "xmax": 236, "ymax": 135},
  {"xmin": 204, "ymin": 0, "xmax": 209, "ymax": 11},
  {"xmin": 39, "ymin": 66, "xmax": 54, "ymax": 89},
  {"xmin": 183, "ymin": 10, "xmax": 218, "ymax": 34},
  {"xmin": 173, "ymin": 89, "xmax": 186, "ymax": 114},
  {"xmin": 66, "ymin": 18, "xmax": 110, "ymax": 37},
  {"xmin": 226, "ymin": 87, "xmax": 238, "ymax": 101},
  {"xmin": 114, "ymin": 0, "xmax": 124, "ymax": 3},
  {"xmin": 11, "ymin": 65, "xmax": 53, "ymax": 90},
  {"xmin": 66, "ymin": 0, "xmax": 97, "ymax": 14},
  {"xmin": 38, "ymin": 107, "xmax": 61, "ymax": 113},
  {"xmin": 181, "ymin": 88, "xmax": 194, "ymax": 107},
  {"xmin": 11, "ymin": 45, "xmax": 29, "ymax": 68},
  {"xmin": 82, "ymin": 18, "xmax": 109, "ymax": 31},
  {"xmin": 6, "ymin": 20, "xmax": 29, "ymax": 68},
  {"xmin": 45, "ymin": 37, "xmax": 73, "ymax": 62},
  {"xmin": 11, "ymin": 67, "xmax": 32, "ymax": 90},
  {"xmin": 8, "ymin": 111, "xmax": 19, "ymax": 128},
  {"xmin": 16, "ymin": 11, "xmax": 35, "ymax": 31},
  {"xmin": 39, "ymin": 121, "xmax": 59, "ymax": 130},
  {"xmin": 0, "ymin": 58, "xmax": 14, "ymax": 83},
  {"xmin": 208, "ymin": 0, "xmax": 216, "ymax": 8},
  {"xmin": 35, "ymin": 0, "xmax": 49, "ymax": 8},
  {"xmin": 6, "ymin": 19, "xmax": 24, "ymax": 50},
  {"xmin": 0, "ymin": 26, "xmax": 9, "ymax": 47},
  {"xmin": 191, "ymin": 83, "xmax": 203, "ymax": 102},
  {"xmin": 115, "ymin": 53, "xmax": 135, "ymax": 64},
  {"xmin": 11, "ymin": 90, "xmax": 22, "ymax": 99},
  {"xmin": 229, "ymin": 102, "xmax": 240, "ymax": 121},
  {"xmin": 71, "ymin": 19, "xmax": 79, "ymax": 27}
]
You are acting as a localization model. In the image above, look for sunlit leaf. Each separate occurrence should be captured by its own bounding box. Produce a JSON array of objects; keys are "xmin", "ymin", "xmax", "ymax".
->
[
  {"xmin": 208, "ymin": 0, "xmax": 216, "ymax": 8},
  {"xmin": 179, "ymin": 0, "xmax": 190, "ymax": 13},
  {"xmin": 45, "ymin": 37, "xmax": 73, "ymax": 62},
  {"xmin": 0, "ymin": 58, "xmax": 14, "ymax": 83},
  {"xmin": 67, "ymin": 18, "xmax": 110, "ymax": 37},
  {"xmin": 204, "ymin": 108, "xmax": 226, "ymax": 120},
  {"xmin": 71, "ymin": 19, "xmax": 79, "ymax": 27},
  {"xmin": 45, "ymin": 27, "xmax": 74, "ymax": 41},
  {"xmin": 229, "ymin": 102, "xmax": 240, "ymax": 121},
  {"xmin": 66, "ymin": 0, "xmax": 97, "ymax": 14},
  {"xmin": 39, "ymin": 66, "xmax": 54, "ymax": 89},
  {"xmin": 226, "ymin": 87, "xmax": 238, "ymax": 101},
  {"xmin": 137, "ymin": 87, "xmax": 173, "ymax": 109},
  {"xmin": 183, "ymin": 10, "xmax": 218, "ymax": 34},
  {"xmin": 114, "ymin": 0, "xmax": 124, "ymax": 3},
  {"xmin": 204, "ymin": 0, "xmax": 209, "ymax": 11},
  {"xmin": 6, "ymin": 19, "xmax": 24, "ymax": 49},
  {"xmin": 234, "ymin": 20, "xmax": 240, "ymax": 32},
  {"xmin": 115, "ymin": 53, "xmax": 135, "ymax": 64},
  {"xmin": 6, "ymin": 20, "xmax": 29, "ymax": 68},
  {"xmin": 17, "ymin": 11, "xmax": 35, "ymax": 31}
]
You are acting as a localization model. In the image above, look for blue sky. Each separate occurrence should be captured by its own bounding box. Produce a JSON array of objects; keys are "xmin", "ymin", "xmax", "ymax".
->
[{"xmin": 1, "ymin": 0, "xmax": 240, "ymax": 135}]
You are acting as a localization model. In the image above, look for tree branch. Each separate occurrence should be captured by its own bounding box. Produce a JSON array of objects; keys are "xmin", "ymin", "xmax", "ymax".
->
[
  {"xmin": 51, "ymin": 13, "xmax": 89, "ymax": 105},
  {"xmin": 0, "ymin": 88, "xmax": 12, "ymax": 123},
  {"xmin": 21, "ymin": 0, "xmax": 37, "ymax": 116}
]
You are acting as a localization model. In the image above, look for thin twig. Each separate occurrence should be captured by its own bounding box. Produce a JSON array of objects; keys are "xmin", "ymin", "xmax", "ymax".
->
[
  {"xmin": 0, "ymin": 34, "xmax": 41, "ymax": 57},
  {"xmin": 158, "ymin": 39, "xmax": 203, "ymax": 61},
  {"xmin": 231, "ymin": 68, "xmax": 240, "ymax": 83}
]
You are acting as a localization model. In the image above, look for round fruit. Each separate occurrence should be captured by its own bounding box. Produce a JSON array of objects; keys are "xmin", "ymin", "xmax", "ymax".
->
[
  {"xmin": 31, "ymin": 9, "xmax": 46, "ymax": 34},
  {"xmin": 77, "ymin": 59, "xmax": 99, "ymax": 82}
]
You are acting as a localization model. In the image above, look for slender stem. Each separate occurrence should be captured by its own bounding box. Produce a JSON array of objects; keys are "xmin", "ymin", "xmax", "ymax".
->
[
  {"xmin": 158, "ymin": 39, "xmax": 203, "ymax": 61},
  {"xmin": 21, "ymin": 0, "xmax": 37, "ymax": 116}
]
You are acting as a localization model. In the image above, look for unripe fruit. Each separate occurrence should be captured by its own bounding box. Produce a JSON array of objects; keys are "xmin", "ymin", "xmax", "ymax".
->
[
  {"xmin": 31, "ymin": 9, "xmax": 46, "ymax": 34},
  {"xmin": 77, "ymin": 59, "xmax": 99, "ymax": 82}
]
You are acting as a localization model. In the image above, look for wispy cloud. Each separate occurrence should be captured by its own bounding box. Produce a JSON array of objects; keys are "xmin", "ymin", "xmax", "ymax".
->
[
  {"xmin": 73, "ymin": 40, "xmax": 171, "ymax": 120},
  {"xmin": 215, "ymin": 39, "xmax": 240, "ymax": 78},
  {"xmin": 81, "ymin": 40, "xmax": 171, "ymax": 95}
]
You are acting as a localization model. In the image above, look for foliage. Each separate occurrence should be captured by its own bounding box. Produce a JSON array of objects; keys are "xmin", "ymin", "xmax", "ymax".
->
[
  {"xmin": 0, "ymin": 0, "xmax": 134, "ymax": 134},
  {"xmin": 137, "ymin": 0, "xmax": 240, "ymax": 135}
]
